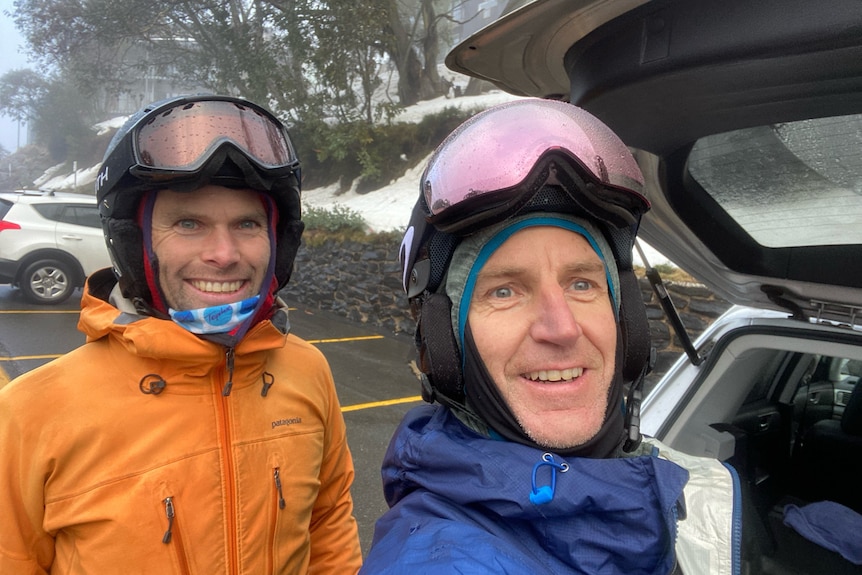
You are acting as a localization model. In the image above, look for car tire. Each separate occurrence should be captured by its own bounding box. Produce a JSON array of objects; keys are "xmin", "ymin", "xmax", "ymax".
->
[{"xmin": 19, "ymin": 258, "xmax": 76, "ymax": 304}]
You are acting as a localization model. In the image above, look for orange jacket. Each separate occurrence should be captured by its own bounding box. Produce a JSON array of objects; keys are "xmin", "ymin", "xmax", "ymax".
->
[{"xmin": 0, "ymin": 271, "xmax": 361, "ymax": 574}]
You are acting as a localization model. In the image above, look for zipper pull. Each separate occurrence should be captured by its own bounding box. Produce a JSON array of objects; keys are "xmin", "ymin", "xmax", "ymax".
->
[
  {"xmin": 162, "ymin": 497, "xmax": 175, "ymax": 543},
  {"xmin": 529, "ymin": 453, "xmax": 569, "ymax": 505},
  {"xmin": 222, "ymin": 347, "xmax": 235, "ymax": 396},
  {"xmin": 274, "ymin": 468, "xmax": 286, "ymax": 510},
  {"xmin": 261, "ymin": 372, "xmax": 274, "ymax": 397}
]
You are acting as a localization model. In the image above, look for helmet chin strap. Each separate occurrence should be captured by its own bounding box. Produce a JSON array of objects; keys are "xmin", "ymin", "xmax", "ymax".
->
[{"xmin": 138, "ymin": 189, "xmax": 169, "ymax": 315}]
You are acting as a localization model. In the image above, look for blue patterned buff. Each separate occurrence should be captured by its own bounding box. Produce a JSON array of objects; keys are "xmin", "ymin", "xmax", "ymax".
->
[{"xmin": 169, "ymin": 295, "xmax": 261, "ymax": 334}]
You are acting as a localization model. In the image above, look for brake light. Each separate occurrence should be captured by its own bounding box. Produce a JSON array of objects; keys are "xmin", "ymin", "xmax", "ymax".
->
[{"xmin": 0, "ymin": 220, "xmax": 21, "ymax": 232}]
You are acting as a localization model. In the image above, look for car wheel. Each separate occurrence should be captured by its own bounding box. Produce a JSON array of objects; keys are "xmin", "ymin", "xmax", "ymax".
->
[{"xmin": 20, "ymin": 258, "xmax": 76, "ymax": 304}]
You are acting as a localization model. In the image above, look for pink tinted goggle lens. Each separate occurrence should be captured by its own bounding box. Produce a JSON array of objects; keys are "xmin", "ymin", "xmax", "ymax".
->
[
  {"xmin": 136, "ymin": 100, "xmax": 296, "ymax": 171},
  {"xmin": 422, "ymin": 99, "xmax": 645, "ymax": 218}
]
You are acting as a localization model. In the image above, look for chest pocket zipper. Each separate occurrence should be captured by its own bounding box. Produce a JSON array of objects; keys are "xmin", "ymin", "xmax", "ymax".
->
[
  {"xmin": 267, "ymin": 467, "xmax": 287, "ymax": 573},
  {"xmin": 162, "ymin": 496, "xmax": 191, "ymax": 575},
  {"xmin": 274, "ymin": 468, "xmax": 286, "ymax": 510}
]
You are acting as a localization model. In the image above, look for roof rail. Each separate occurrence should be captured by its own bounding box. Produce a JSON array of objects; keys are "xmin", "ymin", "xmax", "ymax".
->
[{"xmin": 14, "ymin": 189, "xmax": 54, "ymax": 196}]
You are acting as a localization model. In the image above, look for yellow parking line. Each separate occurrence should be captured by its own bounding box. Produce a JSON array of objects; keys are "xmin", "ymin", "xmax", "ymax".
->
[
  {"xmin": 0, "ymin": 353, "xmax": 419, "ymax": 411},
  {"xmin": 0, "ymin": 354, "xmax": 62, "ymax": 361},
  {"xmin": 0, "ymin": 335, "xmax": 384, "ymax": 361},
  {"xmin": 341, "ymin": 395, "xmax": 423, "ymax": 412},
  {"xmin": 0, "ymin": 335, "xmax": 384, "ymax": 356},
  {"xmin": 306, "ymin": 335, "xmax": 385, "ymax": 344},
  {"xmin": 0, "ymin": 334, "xmax": 389, "ymax": 395},
  {"xmin": 0, "ymin": 310, "xmax": 79, "ymax": 314}
]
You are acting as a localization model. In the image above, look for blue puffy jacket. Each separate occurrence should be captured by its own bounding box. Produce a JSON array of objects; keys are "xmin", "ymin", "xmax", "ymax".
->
[{"xmin": 361, "ymin": 405, "xmax": 709, "ymax": 574}]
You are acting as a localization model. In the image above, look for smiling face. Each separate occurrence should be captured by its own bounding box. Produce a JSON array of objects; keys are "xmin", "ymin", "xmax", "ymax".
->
[
  {"xmin": 150, "ymin": 185, "xmax": 271, "ymax": 311},
  {"xmin": 467, "ymin": 226, "xmax": 617, "ymax": 450}
]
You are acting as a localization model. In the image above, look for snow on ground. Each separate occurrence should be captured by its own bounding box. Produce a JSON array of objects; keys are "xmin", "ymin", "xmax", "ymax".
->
[
  {"xmin": 302, "ymin": 91, "xmax": 524, "ymax": 233},
  {"xmin": 302, "ymin": 156, "xmax": 426, "ymax": 233},
  {"xmin": 391, "ymin": 91, "xmax": 524, "ymax": 123}
]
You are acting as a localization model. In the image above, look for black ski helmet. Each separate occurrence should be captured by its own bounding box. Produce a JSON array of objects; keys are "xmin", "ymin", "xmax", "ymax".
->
[{"xmin": 96, "ymin": 94, "xmax": 304, "ymax": 310}]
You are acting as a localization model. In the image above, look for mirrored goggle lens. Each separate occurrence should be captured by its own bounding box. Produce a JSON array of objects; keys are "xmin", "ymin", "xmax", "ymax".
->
[
  {"xmin": 422, "ymin": 99, "xmax": 645, "ymax": 220},
  {"xmin": 136, "ymin": 100, "xmax": 296, "ymax": 171}
]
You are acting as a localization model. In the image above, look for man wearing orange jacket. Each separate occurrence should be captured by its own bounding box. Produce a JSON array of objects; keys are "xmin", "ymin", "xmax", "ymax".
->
[{"xmin": 0, "ymin": 95, "xmax": 362, "ymax": 574}]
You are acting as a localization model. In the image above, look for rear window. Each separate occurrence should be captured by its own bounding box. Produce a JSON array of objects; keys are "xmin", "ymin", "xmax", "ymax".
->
[
  {"xmin": 688, "ymin": 114, "xmax": 862, "ymax": 249},
  {"xmin": 33, "ymin": 203, "xmax": 101, "ymax": 229},
  {"xmin": 0, "ymin": 199, "xmax": 12, "ymax": 220}
]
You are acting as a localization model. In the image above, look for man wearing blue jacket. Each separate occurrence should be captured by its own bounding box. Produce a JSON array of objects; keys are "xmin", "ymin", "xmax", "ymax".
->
[{"xmin": 360, "ymin": 99, "xmax": 741, "ymax": 574}]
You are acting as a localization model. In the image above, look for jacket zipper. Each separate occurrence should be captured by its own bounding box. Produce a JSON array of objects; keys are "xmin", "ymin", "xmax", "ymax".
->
[
  {"xmin": 217, "ymin": 349, "xmax": 239, "ymax": 573},
  {"xmin": 222, "ymin": 347, "xmax": 236, "ymax": 396},
  {"xmin": 162, "ymin": 496, "xmax": 191, "ymax": 575}
]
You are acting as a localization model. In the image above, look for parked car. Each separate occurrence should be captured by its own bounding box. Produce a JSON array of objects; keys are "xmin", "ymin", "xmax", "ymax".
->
[
  {"xmin": 448, "ymin": 0, "xmax": 862, "ymax": 573},
  {"xmin": 0, "ymin": 190, "xmax": 111, "ymax": 304}
]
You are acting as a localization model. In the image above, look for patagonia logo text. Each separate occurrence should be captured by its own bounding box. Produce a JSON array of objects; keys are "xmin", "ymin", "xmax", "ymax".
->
[{"xmin": 272, "ymin": 417, "xmax": 302, "ymax": 429}]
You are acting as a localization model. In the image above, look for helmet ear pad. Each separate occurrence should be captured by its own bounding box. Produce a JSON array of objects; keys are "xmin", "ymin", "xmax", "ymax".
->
[
  {"xmin": 618, "ymin": 268, "xmax": 651, "ymax": 383},
  {"xmin": 104, "ymin": 218, "xmax": 152, "ymax": 304},
  {"xmin": 598, "ymin": 222, "xmax": 652, "ymax": 385},
  {"xmin": 274, "ymin": 219, "xmax": 304, "ymax": 290},
  {"xmin": 416, "ymin": 292, "xmax": 465, "ymax": 404}
]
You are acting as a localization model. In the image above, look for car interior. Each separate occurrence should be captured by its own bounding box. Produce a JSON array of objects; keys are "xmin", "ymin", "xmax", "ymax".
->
[{"xmin": 653, "ymin": 327, "xmax": 862, "ymax": 574}]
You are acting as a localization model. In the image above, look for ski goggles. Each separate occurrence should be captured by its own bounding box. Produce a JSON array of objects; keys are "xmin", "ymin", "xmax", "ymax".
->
[
  {"xmin": 110, "ymin": 96, "xmax": 300, "ymax": 183},
  {"xmin": 420, "ymin": 99, "xmax": 649, "ymax": 234}
]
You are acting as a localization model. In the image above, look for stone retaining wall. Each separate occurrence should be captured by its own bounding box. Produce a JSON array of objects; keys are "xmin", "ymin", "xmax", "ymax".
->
[{"xmin": 280, "ymin": 236, "xmax": 732, "ymax": 388}]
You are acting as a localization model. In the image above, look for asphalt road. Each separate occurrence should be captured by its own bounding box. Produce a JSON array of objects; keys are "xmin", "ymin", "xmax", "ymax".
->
[{"xmin": 0, "ymin": 284, "xmax": 423, "ymax": 557}]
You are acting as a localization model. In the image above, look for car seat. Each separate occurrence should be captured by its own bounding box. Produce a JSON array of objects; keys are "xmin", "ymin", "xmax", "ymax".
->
[{"xmin": 794, "ymin": 382, "xmax": 862, "ymax": 513}]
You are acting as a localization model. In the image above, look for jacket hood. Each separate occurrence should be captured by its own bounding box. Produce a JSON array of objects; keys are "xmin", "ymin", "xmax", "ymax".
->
[{"xmin": 367, "ymin": 404, "xmax": 690, "ymax": 574}]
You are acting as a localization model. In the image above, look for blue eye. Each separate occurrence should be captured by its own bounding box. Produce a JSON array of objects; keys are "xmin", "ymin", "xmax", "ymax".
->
[
  {"xmin": 493, "ymin": 286, "xmax": 514, "ymax": 298},
  {"xmin": 572, "ymin": 280, "xmax": 591, "ymax": 291}
]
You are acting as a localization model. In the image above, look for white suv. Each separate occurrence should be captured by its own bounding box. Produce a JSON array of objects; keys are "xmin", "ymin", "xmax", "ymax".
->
[{"xmin": 0, "ymin": 190, "xmax": 111, "ymax": 304}]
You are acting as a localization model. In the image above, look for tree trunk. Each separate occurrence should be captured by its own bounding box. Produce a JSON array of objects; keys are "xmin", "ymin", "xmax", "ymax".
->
[
  {"xmin": 417, "ymin": 0, "xmax": 446, "ymax": 101},
  {"xmin": 383, "ymin": 0, "xmax": 422, "ymax": 107}
]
